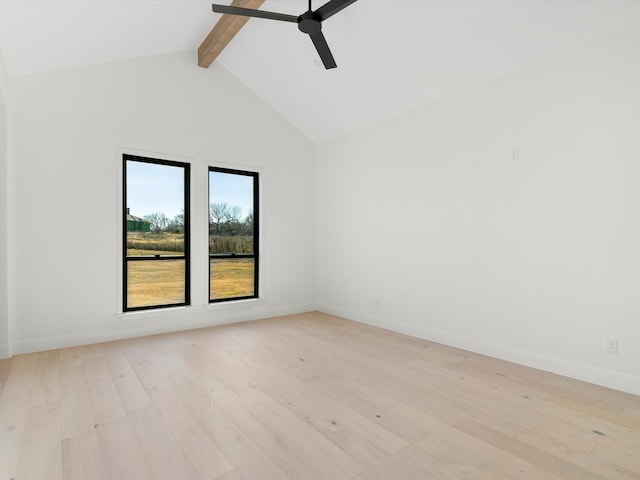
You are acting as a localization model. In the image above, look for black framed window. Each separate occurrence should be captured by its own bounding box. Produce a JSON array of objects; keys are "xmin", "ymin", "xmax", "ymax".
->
[
  {"xmin": 209, "ymin": 167, "xmax": 259, "ymax": 302},
  {"xmin": 123, "ymin": 155, "xmax": 190, "ymax": 311}
]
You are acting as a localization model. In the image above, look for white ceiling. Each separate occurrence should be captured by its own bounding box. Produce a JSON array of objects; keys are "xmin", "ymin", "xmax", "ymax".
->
[{"xmin": 1, "ymin": 1, "xmax": 639, "ymax": 143}]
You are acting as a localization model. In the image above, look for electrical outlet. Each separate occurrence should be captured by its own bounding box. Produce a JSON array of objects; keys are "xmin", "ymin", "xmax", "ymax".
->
[{"xmin": 605, "ymin": 337, "xmax": 618, "ymax": 354}]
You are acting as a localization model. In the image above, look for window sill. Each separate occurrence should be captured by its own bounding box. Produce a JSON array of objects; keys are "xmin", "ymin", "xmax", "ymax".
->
[{"xmin": 115, "ymin": 297, "xmax": 264, "ymax": 319}]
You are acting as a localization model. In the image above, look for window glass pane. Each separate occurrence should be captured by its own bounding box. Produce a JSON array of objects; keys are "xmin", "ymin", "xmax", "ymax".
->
[
  {"xmin": 127, "ymin": 260, "xmax": 185, "ymax": 309},
  {"xmin": 209, "ymin": 171, "xmax": 254, "ymax": 254},
  {"xmin": 127, "ymin": 161, "xmax": 185, "ymax": 256},
  {"xmin": 210, "ymin": 258, "xmax": 254, "ymax": 300},
  {"xmin": 124, "ymin": 156, "xmax": 189, "ymax": 312},
  {"xmin": 208, "ymin": 167, "xmax": 257, "ymax": 303}
]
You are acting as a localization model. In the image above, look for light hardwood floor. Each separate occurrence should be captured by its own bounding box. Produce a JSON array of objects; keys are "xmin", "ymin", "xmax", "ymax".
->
[{"xmin": 1, "ymin": 311, "xmax": 639, "ymax": 480}]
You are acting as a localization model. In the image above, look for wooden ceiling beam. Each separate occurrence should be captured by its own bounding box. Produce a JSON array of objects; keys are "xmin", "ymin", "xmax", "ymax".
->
[{"xmin": 198, "ymin": 0, "xmax": 265, "ymax": 68}]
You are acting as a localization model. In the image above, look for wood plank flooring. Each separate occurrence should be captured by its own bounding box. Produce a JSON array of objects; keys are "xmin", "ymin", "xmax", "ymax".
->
[{"xmin": 0, "ymin": 311, "xmax": 639, "ymax": 480}]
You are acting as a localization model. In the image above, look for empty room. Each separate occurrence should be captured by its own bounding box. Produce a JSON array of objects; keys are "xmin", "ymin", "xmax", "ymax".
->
[{"xmin": 0, "ymin": 0, "xmax": 639, "ymax": 479}]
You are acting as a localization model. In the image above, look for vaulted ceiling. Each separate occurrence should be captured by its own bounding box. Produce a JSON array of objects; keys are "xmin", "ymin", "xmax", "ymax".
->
[{"xmin": 0, "ymin": 1, "xmax": 639, "ymax": 143}]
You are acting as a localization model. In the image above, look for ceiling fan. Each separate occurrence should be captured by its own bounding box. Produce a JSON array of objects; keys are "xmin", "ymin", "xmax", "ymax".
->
[{"xmin": 211, "ymin": 0, "xmax": 358, "ymax": 69}]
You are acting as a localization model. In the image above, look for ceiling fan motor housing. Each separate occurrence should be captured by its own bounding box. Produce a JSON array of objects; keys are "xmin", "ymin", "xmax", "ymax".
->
[{"xmin": 298, "ymin": 11, "xmax": 322, "ymax": 34}]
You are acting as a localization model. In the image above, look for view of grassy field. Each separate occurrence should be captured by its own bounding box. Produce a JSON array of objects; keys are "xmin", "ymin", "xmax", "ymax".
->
[
  {"xmin": 210, "ymin": 258, "xmax": 254, "ymax": 300},
  {"xmin": 127, "ymin": 232, "xmax": 185, "ymax": 256},
  {"xmin": 127, "ymin": 260, "xmax": 185, "ymax": 308},
  {"xmin": 126, "ymin": 232, "xmax": 254, "ymax": 307},
  {"xmin": 127, "ymin": 258, "xmax": 254, "ymax": 308},
  {"xmin": 127, "ymin": 232, "xmax": 253, "ymax": 256}
]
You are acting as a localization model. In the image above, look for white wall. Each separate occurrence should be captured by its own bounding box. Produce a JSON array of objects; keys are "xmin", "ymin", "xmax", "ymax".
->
[
  {"xmin": 0, "ymin": 46, "xmax": 9, "ymax": 356},
  {"xmin": 316, "ymin": 27, "xmax": 640, "ymax": 394},
  {"xmin": 8, "ymin": 51, "xmax": 316, "ymax": 353}
]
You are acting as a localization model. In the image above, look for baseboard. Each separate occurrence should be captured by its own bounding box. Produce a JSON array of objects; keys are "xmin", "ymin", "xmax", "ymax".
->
[
  {"xmin": 318, "ymin": 304, "xmax": 640, "ymax": 396},
  {"xmin": 9, "ymin": 302, "xmax": 315, "ymax": 356},
  {"xmin": 0, "ymin": 343, "xmax": 9, "ymax": 359}
]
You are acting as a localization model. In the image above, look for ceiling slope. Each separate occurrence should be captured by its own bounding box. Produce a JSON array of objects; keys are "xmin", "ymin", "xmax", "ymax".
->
[{"xmin": 0, "ymin": 1, "xmax": 639, "ymax": 143}]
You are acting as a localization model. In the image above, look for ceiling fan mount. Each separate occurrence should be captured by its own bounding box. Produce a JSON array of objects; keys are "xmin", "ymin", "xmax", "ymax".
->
[
  {"xmin": 211, "ymin": 0, "xmax": 359, "ymax": 69},
  {"xmin": 297, "ymin": 12, "xmax": 322, "ymax": 35}
]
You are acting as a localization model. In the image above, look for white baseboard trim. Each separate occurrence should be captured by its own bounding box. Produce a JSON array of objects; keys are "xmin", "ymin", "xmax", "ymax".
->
[
  {"xmin": 0, "ymin": 343, "xmax": 9, "ymax": 359},
  {"xmin": 9, "ymin": 303, "xmax": 315, "ymax": 356},
  {"xmin": 318, "ymin": 304, "xmax": 640, "ymax": 396}
]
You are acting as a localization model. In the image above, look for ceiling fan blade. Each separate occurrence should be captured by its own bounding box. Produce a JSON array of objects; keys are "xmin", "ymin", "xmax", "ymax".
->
[
  {"xmin": 212, "ymin": 4, "xmax": 298, "ymax": 23},
  {"xmin": 314, "ymin": 0, "xmax": 358, "ymax": 21},
  {"xmin": 309, "ymin": 32, "xmax": 337, "ymax": 69}
]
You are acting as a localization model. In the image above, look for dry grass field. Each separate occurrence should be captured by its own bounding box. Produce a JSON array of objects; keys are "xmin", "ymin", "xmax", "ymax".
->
[
  {"xmin": 126, "ymin": 256, "xmax": 254, "ymax": 308},
  {"xmin": 127, "ymin": 260, "xmax": 185, "ymax": 308},
  {"xmin": 210, "ymin": 258, "xmax": 254, "ymax": 300},
  {"xmin": 127, "ymin": 232, "xmax": 185, "ymax": 256},
  {"xmin": 126, "ymin": 233, "xmax": 254, "ymax": 307},
  {"xmin": 127, "ymin": 232, "xmax": 253, "ymax": 256}
]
